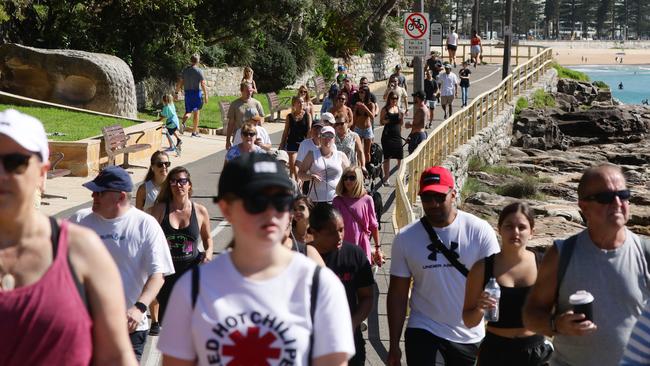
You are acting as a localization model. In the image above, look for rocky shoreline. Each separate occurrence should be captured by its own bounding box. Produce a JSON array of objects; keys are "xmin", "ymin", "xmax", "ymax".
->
[{"xmin": 461, "ymin": 78, "xmax": 650, "ymax": 248}]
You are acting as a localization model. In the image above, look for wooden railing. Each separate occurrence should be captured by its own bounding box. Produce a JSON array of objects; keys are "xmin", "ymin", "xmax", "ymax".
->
[{"xmin": 392, "ymin": 45, "xmax": 554, "ymax": 233}]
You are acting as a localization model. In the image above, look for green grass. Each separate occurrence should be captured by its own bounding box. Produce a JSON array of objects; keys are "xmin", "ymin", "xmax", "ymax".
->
[
  {"xmin": 593, "ymin": 80, "xmax": 610, "ymax": 90},
  {"xmin": 462, "ymin": 159, "xmax": 550, "ymax": 200},
  {"xmin": 515, "ymin": 97, "xmax": 529, "ymax": 116},
  {"xmin": 552, "ymin": 62, "xmax": 590, "ymax": 81},
  {"xmin": 461, "ymin": 177, "xmax": 489, "ymax": 200},
  {"xmin": 0, "ymin": 104, "xmax": 138, "ymax": 141},
  {"xmin": 140, "ymin": 89, "xmax": 298, "ymax": 130},
  {"xmin": 531, "ymin": 89, "xmax": 556, "ymax": 109}
]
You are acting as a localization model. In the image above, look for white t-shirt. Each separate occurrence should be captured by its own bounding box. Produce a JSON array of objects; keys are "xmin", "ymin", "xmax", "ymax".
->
[
  {"xmin": 157, "ymin": 252, "xmax": 355, "ymax": 365},
  {"xmin": 233, "ymin": 125, "xmax": 272, "ymax": 146},
  {"xmin": 307, "ymin": 150, "xmax": 346, "ymax": 203},
  {"xmin": 390, "ymin": 210, "xmax": 500, "ymax": 343},
  {"xmin": 447, "ymin": 32, "xmax": 459, "ymax": 46},
  {"xmin": 296, "ymin": 138, "xmax": 337, "ymax": 163},
  {"xmin": 69, "ymin": 207, "xmax": 175, "ymax": 330},
  {"xmin": 439, "ymin": 72, "xmax": 460, "ymax": 96}
]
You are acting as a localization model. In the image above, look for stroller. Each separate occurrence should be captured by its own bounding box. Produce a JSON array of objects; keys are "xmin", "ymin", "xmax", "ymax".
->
[{"xmin": 365, "ymin": 142, "xmax": 384, "ymax": 229}]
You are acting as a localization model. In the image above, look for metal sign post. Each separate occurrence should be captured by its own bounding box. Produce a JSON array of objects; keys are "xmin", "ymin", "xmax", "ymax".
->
[{"xmin": 403, "ymin": 10, "xmax": 428, "ymax": 93}]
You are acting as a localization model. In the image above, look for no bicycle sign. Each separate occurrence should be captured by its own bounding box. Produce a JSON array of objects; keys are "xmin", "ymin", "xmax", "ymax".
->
[{"xmin": 403, "ymin": 12, "xmax": 429, "ymax": 40}]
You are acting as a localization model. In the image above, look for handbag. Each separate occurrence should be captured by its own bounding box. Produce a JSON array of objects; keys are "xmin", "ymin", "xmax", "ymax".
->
[{"xmin": 419, "ymin": 217, "xmax": 469, "ymax": 276}]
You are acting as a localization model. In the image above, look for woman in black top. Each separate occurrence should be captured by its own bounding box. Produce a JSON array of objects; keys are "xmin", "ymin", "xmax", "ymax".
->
[
  {"xmin": 463, "ymin": 202, "xmax": 552, "ymax": 366},
  {"xmin": 424, "ymin": 70, "xmax": 439, "ymax": 128},
  {"xmin": 280, "ymin": 96, "xmax": 312, "ymax": 180},
  {"xmin": 149, "ymin": 166, "xmax": 214, "ymax": 322},
  {"xmin": 380, "ymin": 90, "xmax": 404, "ymax": 185}
]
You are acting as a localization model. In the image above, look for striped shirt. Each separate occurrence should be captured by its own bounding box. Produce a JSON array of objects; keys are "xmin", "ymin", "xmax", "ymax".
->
[{"xmin": 621, "ymin": 302, "xmax": 650, "ymax": 365}]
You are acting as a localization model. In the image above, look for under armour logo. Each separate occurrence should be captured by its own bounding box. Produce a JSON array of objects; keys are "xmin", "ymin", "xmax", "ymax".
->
[{"xmin": 427, "ymin": 241, "xmax": 459, "ymax": 261}]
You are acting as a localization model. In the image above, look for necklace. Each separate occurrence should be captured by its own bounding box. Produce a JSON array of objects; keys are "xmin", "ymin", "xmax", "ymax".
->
[{"xmin": 0, "ymin": 255, "xmax": 17, "ymax": 291}]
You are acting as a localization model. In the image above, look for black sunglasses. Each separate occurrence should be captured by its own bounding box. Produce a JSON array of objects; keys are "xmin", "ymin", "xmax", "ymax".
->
[
  {"xmin": 170, "ymin": 177, "xmax": 190, "ymax": 186},
  {"xmin": 420, "ymin": 191, "xmax": 451, "ymax": 204},
  {"xmin": 242, "ymin": 131, "xmax": 257, "ymax": 138},
  {"xmin": 155, "ymin": 161, "xmax": 171, "ymax": 168},
  {"xmin": 343, "ymin": 175, "xmax": 357, "ymax": 182},
  {"xmin": 0, "ymin": 153, "xmax": 34, "ymax": 174},
  {"xmin": 581, "ymin": 189, "xmax": 631, "ymax": 204},
  {"xmin": 243, "ymin": 193, "xmax": 294, "ymax": 214},
  {"xmin": 337, "ymin": 97, "xmax": 346, "ymax": 101}
]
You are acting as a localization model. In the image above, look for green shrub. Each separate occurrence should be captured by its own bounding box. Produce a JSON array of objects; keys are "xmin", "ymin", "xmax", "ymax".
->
[
  {"xmin": 532, "ymin": 89, "xmax": 556, "ymax": 108},
  {"xmin": 201, "ymin": 45, "xmax": 227, "ymax": 67},
  {"xmin": 551, "ymin": 62, "xmax": 590, "ymax": 81},
  {"xmin": 314, "ymin": 48, "xmax": 335, "ymax": 82},
  {"xmin": 483, "ymin": 165, "xmax": 525, "ymax": 178},
  {"xmin": 515, "ymin": 97, "xmax": 529, "ymax": 116},
  {"xmin": 495, "ymin": 177, "xmax": 539, "ymax": 198},
  {"xmin": 461, "ymin": 177, "xmax": 491, "ymax": 200},
  {"xmin": 467, "ymin": 156, "xmax": 485, "ymax": 171},
  {"xmin": 222, "ymin": 38, "xmax": 256, "ymax": 67},
  {"xmin": 593, "ymin": 80, "xmax": 610, "ymax": 89},
  {"xmin": 253, "ymin": 40, "xmax": 297, "ymax": 92}
]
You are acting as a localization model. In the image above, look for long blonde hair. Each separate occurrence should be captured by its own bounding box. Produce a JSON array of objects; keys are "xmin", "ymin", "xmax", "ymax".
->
[
  {"xmin": 298, "ymin": 85, "xmax": 311, "ymax": 103},
  {"xmin": 243, "ymin": 66, "xmax": 253, "ymax": 80},
  {"xmin": 335, "ymin": 166, "xmax": 365, "ymax": 198}
]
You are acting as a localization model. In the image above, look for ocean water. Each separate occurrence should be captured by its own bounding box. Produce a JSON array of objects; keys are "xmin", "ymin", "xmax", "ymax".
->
[{"xmin": 568, "ymin": 65, "xmax": 650, "ymax": 105}]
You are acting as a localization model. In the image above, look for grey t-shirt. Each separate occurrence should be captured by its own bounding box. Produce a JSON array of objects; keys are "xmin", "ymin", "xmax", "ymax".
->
[
  {"xmin": 181, "ymin": 66, "xmax": 205, "ymax": 91},
  {"xmin": 227, "ymin": 98, "xmax": 264, "ymax": 131},
  {"xmin": 552, "ymin": 229, "xmax": 650, "ymax": 366}
]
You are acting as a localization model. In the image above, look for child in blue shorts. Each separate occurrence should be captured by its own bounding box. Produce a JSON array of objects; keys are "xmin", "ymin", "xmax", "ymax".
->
[{"xmin": 156, "ymin": 94, "xmax": 183, "ymax": 153}]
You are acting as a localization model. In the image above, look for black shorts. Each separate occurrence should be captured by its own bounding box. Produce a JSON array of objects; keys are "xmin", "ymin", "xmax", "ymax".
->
[
  {"xmin": 405, "ymin": 328, "xmax": 479, "ymax": 366},
  {"xmin": 447, "ymin": 44, "xmax": 458, "ymax": 51},
  {"xmin": 477, "ymin": 332, "xmax": 553, "ymax": 366}
]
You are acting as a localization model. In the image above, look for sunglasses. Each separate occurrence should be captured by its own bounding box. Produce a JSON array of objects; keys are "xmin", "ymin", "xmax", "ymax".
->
[
  {"xmin": 155, "ymin": 161, "xmax": 171, "ymax": 168},
  {"xmin": 334, "ymin": 122, "xmax": 345, "ymax": 126},
  {"xmin": 170, "ymin": 177, "xmax": 190, "ymax": 186},
  {"xmin": 243, "ymin": 193, "xmax": 294, "ymax": 214},
  {"xmin": 420, "ymin": 190, "xmax": 451, "ymax": 204},
  {"xmin": 337, "ymin": 98, "xmax": 346, "ymax": 101},
  {"xmin": 242, "ymin": 131, "xmax": 257, "ymax": 137},
  {"xmin": 581, "ymin": 189, "xmax": 631, "ymax": 204},
  {"xmin": 343, "ymin": 175, "xmax": 357, "ymax": 182},
  {"xmin": 0, "ymin": 153, "xmax": 34, "ymax": 174},
  {"xmin": 320, "ymin": 133, "xmax": 335, "ymax": 139}
]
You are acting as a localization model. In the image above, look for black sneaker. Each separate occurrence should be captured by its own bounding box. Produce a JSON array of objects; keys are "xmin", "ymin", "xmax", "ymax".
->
[{"xmin": 149, "ymin": 322, "xmax": 161, "ymax": 336}]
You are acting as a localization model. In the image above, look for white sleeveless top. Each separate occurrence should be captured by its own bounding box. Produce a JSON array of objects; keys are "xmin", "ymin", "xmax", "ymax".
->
[
  {"xmin": 143, "ymin": 180, "xmax": 160, "ymax": 211},
  {"xmin": 308, "ymin": 149, "xmax": 344, "ymax": 203}
]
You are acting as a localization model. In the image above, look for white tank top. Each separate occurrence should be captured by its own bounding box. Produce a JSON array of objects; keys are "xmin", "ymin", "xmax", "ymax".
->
[
  {"xmin": 308, "ymin": 150, "xmax": 344, "ymax": 203},
  {"xmin": 143, "ymin": 180, "xmax": 160, "ymax": 211}
]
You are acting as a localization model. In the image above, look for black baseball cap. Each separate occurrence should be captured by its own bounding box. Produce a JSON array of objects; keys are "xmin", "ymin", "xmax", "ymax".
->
[
  {"xmin": 412, "ymin": 90, "xmax": 426, "ymax": 99},
  {"xmin": 83, "ymin": 166, "xmax": 133, "ymax": 192},
  {"xmin": 215, "ymin": 153, "xmax": 293, "ymax": 201}
]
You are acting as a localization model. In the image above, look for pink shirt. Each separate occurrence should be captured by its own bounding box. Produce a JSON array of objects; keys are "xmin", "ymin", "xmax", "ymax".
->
[{"xmin": 332, "ymin": 195, "xmax": 378, "ymax": 262}]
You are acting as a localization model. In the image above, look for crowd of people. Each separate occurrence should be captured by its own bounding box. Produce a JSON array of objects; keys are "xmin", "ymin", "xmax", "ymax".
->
[{"xmin": 3, "ymin": 41, "xmax": 650, "ymax": 366}]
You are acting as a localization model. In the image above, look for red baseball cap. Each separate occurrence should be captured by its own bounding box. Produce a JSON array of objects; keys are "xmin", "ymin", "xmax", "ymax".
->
[{"xmin": 419, "ymin": 166, "xmax": 455, "ymax": 195}]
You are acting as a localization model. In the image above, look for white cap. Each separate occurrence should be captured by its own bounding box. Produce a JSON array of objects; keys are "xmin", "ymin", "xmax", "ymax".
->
[
  {"xmin": 320, "ymin": 112, "xmax": 335, "ymax": 125},
  {"xmin": 0, "ymin": 109, "xmax": 49, "ymax": 162},
  {"xmin": 272, "ymin": 149, "xmax": 289, "ymax": 163},
  {"xmin": 320, "ymin": 126, "xmax": 335, "ymax": 135}
]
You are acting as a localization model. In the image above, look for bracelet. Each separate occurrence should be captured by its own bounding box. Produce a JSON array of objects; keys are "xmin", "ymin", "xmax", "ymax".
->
[{"xmin": 134, "ymin": 301, "xmax": 148, "ymax": 313}]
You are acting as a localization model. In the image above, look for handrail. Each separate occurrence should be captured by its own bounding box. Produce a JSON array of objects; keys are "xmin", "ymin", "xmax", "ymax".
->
[{"xmin": 392, "ymin": 45, "xmax": 554, "ymax": 233}]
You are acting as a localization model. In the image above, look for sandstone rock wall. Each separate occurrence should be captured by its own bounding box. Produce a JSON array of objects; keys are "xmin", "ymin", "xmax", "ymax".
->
[
  {"xmin": 136, "ymin": 49, "xmax": 402, "ymax": 108},
  {"xmin": 0, "ymin": 44, "xmax": 137, "ymax": 118}
]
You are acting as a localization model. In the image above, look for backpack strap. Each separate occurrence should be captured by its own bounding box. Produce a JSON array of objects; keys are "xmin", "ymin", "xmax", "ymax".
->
[
  {"xmin": 420, "ymin": 217, "xmax": 469, "ymax": 277},
  {"xmin": 191, "ymin": 264, "xmax": 200, "ymax": 309},
  {"xmin": 554, "ymin": 234, "xmax": 579, "ymax": 311},
  {"xmin": 308, "ymin": 266, "xmax": 322, "ymax": 366},
  {"xmin": 483, "ymin": 254, "xmax": 496, "ymax": 288}
]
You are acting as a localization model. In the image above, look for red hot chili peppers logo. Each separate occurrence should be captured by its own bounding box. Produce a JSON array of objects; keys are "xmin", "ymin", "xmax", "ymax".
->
[{"xmin": 204, "ymin": 311, "xmax": 300, "ymax": 365}]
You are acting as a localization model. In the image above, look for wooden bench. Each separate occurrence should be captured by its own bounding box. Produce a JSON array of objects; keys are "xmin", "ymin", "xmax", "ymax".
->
[
  {"xmin": 47, "ymin": 151, "xmax": 71, "ymax": 179},
  {"xmin": 312, "ymin": 76, "xmax": 327, "ymax": 102},
  {"xmin": 266, "ymin": 92, "xmax": 291, "ymax": 121},
  {"xmin": 101, "ymin": 124, "xmax": 151, "ymax": 169}
]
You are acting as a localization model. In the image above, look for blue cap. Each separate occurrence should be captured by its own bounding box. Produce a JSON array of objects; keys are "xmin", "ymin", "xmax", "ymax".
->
[{"xmin": 83, "ymin": 166, "xmax": 133, "ymax": 192}]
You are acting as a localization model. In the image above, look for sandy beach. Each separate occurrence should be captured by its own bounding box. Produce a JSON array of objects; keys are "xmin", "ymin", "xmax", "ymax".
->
[{"xmin": 551, "ymin": 47, "xmax": 650, "ymax": 65}]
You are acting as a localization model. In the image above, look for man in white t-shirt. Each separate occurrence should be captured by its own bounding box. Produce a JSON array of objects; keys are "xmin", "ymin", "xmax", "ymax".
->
[
  {"xmin": 69, "ymin": 166, "xmax": 174, "ymax": 361},
  {"xmin": 438, "ymin": 64, "xmax": 459, "ymax": 119},
  {"xmin": 446, "ymin": 26, "xmax": 459, "ymax": 67},
  {"xmin": 387, "ymin": 166, "xmax": 499, "ymax": 366}
]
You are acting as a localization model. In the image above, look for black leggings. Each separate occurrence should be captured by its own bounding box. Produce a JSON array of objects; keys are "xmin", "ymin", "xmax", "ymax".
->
[
  {"xmin": 405, "ymin": 328, "xmax": 479, "ymax": 366},
  {"xmin": 477, "ymin": 332, "xmax": 552, "ymax": 366}
]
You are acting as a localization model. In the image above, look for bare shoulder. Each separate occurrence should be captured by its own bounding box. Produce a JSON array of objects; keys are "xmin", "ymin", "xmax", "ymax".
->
[
  {"xmin": 194, "ymin": 202, "xmax": 210, "ymax": 217},
  {"xmin": 148, "ymin": 202, "xmax": 165, "ymax": 221}
]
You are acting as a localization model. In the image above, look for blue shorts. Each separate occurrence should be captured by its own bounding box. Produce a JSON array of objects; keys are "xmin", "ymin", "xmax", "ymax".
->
[
  {"xmin": 184, "ymin": 89, "xmax": 203, "ymax": 113},
  {"xmin": 408, "ymin": 131, "xmax": 427, "ymax": 154},
  {"xmin": 354, "ymin": 126, "xmax": 374, "ymax": 140}
]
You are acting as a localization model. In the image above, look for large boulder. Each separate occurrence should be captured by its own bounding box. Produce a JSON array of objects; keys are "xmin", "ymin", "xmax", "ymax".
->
[{"xmin": 0, "ymin": 44, "xmax": 137, "ymax": 118}]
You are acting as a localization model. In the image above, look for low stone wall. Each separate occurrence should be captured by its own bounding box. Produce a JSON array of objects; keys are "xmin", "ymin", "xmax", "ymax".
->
[
  {"xmin": 441, "ymin": 68, "xmax": 559, "ymax": 196},
  {"xmin": 136, "ymin": 48, "xmax": 403, "ymax": 108},
  {"xmin": 520, "ymin": 40, "xmax": 650, "ymax": 49}
]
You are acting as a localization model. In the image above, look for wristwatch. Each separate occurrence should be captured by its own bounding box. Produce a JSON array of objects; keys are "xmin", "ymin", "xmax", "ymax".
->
[{"xmin": 134, "ymin": 301, "xmax": 148, "ymax": 313}]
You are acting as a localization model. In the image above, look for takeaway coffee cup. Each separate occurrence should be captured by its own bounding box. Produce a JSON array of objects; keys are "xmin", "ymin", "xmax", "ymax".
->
[{"xmin": 569, "ymin": 290, "xmax": 594, "ymax": 322}]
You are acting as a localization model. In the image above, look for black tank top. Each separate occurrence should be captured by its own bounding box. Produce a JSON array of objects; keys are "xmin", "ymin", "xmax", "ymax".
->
[
  {"xmin": 386, "ymin": 110, "xmax": 400, "ymax": 124},
  {"xmin": 161, "ymin": 202, "xmax": 200, "ymax": 270},
  {"xmin": 483, "ymin": 250, "xmax": 540, "ymax": 328},
  {"xmin": 287, "ymin": 113, "xmax": 309, "ymax": 143}
]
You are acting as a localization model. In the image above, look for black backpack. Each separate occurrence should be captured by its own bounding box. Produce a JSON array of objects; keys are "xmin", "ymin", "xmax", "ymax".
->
[{"xmin": 365, "ymin": 143, "xmax": 384, "ymax": 181}]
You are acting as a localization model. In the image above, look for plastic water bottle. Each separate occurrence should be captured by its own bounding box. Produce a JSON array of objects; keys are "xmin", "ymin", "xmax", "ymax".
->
[{"xmin": 484, "ymin": 277, "xmax": 501, "ymax": 322}]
